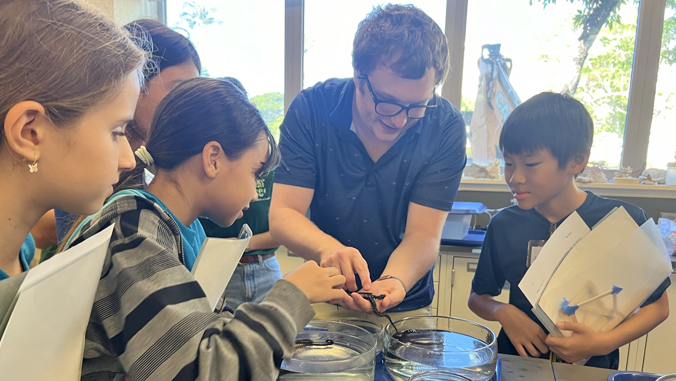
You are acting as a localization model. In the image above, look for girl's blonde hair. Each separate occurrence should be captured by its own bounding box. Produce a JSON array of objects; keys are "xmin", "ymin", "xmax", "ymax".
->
[{"xmin": 0, "ymin": 0, "xmax": 146, "ymax": 136}]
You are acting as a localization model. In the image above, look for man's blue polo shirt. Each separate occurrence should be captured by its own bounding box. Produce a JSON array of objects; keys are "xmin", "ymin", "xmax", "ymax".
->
[{"xmin": 275, "ymin": 78, "xmax": 467, "ymax": 311}]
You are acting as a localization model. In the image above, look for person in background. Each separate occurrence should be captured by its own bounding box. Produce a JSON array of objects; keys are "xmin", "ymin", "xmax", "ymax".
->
[
  {"xmin": 469, "ymin": 92, "xmax": 670, "ymax": 369},
  {"xmin": 0, "ymin": 0, "xmax": 143, "ymax": 281},
  {"xmin": 123, "ymin": 19, "xmax": 202, "ymax": 151},
  {"xmin": 54, "ymin": 18, "xmax": 201, "ymax": 245},
  {"xmin": 64, "ymin": 78, "xmax": 349, "ymax": 380},
  {"xmin": 30, "ymin": 210, "xmax": 58, "ymax": 262},
  {"xmin": 269, "ymin": 4, "xmax": 467, "ymax": 323},
  {"xmin": 200, "ymin": 77, "xmax": 282, "ymax": 309}
]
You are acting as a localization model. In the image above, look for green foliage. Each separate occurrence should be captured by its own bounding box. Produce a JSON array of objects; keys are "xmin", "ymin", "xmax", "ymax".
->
[
  {"xmin": 460, "ymin": 96, "xmax": 475, "ymax": 112},
  {"xmin": 251, "ymin": 92, "xmax": 284, "ymax": 141},
  {"xmin": 576, "ymin": 22, "xmax": 635, "ymax": 137},
  {"xmin": 534, "ymin": 0, "xmax": 676, "ymax": 63},
  {"xmin": 178, "ymin": 1, "xmax": 223, "ymax": 30},
  {"xmin": 662, "ymin": 4, "xmax": 676, "ymax": 65},
  {"xmin": 533, "ymin": 0, "xmax": 627, "ymax": 30},
  {"xmin": 532, "ymin": 0, "xmax": 676, "ymax": 139}
]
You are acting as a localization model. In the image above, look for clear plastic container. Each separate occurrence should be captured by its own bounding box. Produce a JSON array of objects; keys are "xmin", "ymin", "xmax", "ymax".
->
[
  {"xmin": 657, "ymin": 374, "xmax": 676, "ymax": 381},
  {"xmin": 666, "ymin": 162, "xmax": 676, "ymax": 185},
  {"xmin": 279, "ymin": 320, "xmax": 377, "ymax": 380},
  {"xmin": 443, "ymin": 203, "xmax": 487, "ymax": 240},
  {"xmin": 384, "ymin": 316, "xmax": 497, "ymax": 381},
  {"xmin": 338, "ymin": 317, "xmax": 384, "ymax": 354}
]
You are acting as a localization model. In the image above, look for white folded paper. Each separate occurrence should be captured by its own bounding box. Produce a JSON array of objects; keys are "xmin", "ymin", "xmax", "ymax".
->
[
  {"xmin": 519, "ymin": 207, "xmax": 672, "ymax": 338},
  {"xmin": 192, "ymin": 224, "xmax": 252, "ymax": 311},
  {"xmin": 0, "ymin": 225, "xmax": 114, "ymax": 381}
]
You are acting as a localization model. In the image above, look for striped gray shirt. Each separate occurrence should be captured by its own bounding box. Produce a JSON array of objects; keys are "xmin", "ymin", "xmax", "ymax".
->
[{"xmin": 68, "ymin": 195, "xmax": 314, "ymax": 381}]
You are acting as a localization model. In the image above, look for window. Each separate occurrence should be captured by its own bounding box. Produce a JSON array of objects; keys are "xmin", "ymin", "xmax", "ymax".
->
[
  {"xmin": 647, "ymin": 4, "xmax": 676, "ymax": 169},
  {"xmin": 114, "ymin": 0, "xmax": 161, "ymax": 25},
  {"xmin": 158, "ymin": 1, "xmax": 672, "ymax": 181},
  {"xmin": 303, "ymin": 1, "xmax": 446, "ymax": 89},
  {"xmin": 166, "ymin": 0, "xmax": 284, "ymax": 139},
  {"xmin": 461, "ymin": 1, "xmax": 638, "ymax": 169}
]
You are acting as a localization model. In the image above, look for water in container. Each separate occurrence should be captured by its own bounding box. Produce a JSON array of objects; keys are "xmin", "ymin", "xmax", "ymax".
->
[
  {"xmin": 279, "ymin": 320, "xmax": 377, "ymax": 381},
  {"xmin": 408, "ymin": 370, "xmax": 473, "ymax": 381},
  {"xmin": 338, "ymin": 317, "xmax": 384, "ymax": 354},
  {"xmin": 384, "ymin": 317, "xmax": 496, "ymax": 381}
]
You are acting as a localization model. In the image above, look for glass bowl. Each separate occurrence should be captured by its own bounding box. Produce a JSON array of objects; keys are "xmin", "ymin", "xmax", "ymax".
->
[
  {"xmin": 607, "ymin": 371, "xmax": 662, "ymax": 381},
  {"xmin": 338, "ymin": 317, "xmax": 384, "ymax": 353},
  {"xmin": 409, "ymin": 370, "xmax": 473, "ymax": 380},
  {"xmin": 279, "ymin": 320, "xmax": 377, "ymax": 380},
  {"xmin": 383, "ymin": 316, "xmax": 497, "ymax": 381}
]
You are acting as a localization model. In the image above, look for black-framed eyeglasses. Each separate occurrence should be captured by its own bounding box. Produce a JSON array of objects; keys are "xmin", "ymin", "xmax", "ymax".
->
[{"xmin": 362, "ymin": 75, "xmax": 437, "ymax": 119}]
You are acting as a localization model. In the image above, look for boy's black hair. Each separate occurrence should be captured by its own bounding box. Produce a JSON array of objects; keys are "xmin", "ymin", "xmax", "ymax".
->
[{"xmin": 499, "ymin": 92, "xmax": 593, "ymax": 169}]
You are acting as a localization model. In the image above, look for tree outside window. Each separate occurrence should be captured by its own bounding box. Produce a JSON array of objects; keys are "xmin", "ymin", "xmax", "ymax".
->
[
  {"xmin": 462, "ymin": 0, "xmax": 676, "ymax": 170},
  {"xmin": 167, "ymin": 0, "xmax": 284, "ymax": 141}
]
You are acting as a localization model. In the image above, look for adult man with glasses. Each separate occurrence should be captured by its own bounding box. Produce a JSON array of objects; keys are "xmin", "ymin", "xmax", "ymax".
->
[{"xmin": 270, "ymin": 4, "xmax": 467, "ymax": 321}]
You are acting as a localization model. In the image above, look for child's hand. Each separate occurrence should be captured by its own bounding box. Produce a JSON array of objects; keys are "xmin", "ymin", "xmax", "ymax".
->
[
  {"xmin": 545, "ymin": 321, "xmax": 609, "ymax": 363},
  {"xmin": 283, "ymin": 261, "xmax": 348, "ymax": 304},
  {"xmin": 496, "ymin": 304, "xmax": 549, "ymax": 357}
]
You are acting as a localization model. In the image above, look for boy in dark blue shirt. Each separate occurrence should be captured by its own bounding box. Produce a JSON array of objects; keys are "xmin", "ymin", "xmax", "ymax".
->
[{"xmin": 469, "ymin": 92, "xmax": 670, "ymax": 369}]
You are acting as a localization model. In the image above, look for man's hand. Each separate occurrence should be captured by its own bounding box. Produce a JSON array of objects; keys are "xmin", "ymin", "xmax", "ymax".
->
[
  {"xmin": 319, "ymin": 246, "xmax": 371, "ymax": 292},
  {"xmin": 339, "ymin": 276, "xmax": 406, "ymax": 313},
  {"xmin": 546, "ymin": 321, "xmax": 610, "ymax": 363},
  {"xmin": 496, "ymin": 304, "xmax": 549, "ymax": 357},
  {"xmin": 367, "ymin": 277, "xmax": 406, "ymax": 313}
]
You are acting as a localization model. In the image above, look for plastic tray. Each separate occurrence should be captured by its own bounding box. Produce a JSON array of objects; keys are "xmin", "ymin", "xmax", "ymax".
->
[
  {"xmin": 449, "ymin": 202, "xmax": 486, "ymax": 215},
  {"xmin": 441, "ymin": 229, "xmax": 486, "ymax": 247}
]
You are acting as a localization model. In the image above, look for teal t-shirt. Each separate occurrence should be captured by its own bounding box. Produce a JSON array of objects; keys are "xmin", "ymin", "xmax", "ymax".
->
[
  {"xmin": 0, "ymin": 233, "xmax": 35, "ymax": 280},
  {"xmin": 67, "ymin": 190, "xmax": 206, "ymax": 272},
  {"xmin": 134, "ymin": 190, "xmax": 206, "ymax": 271}
]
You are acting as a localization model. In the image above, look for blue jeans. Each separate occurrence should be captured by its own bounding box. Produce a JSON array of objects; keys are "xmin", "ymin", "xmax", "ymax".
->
[{"xmin": 224, "ymin": 255, "xmax": 282, "ymax": 310}]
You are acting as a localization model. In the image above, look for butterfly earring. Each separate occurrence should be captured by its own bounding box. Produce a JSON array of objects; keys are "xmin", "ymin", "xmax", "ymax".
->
[{"xmin": 28, "ymin": 154, "xmax": 38, "ymax": 173}]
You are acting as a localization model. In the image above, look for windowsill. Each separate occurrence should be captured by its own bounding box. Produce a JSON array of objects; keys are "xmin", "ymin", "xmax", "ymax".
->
[{"xmin": 459, "ymin": 178, "xmax": 676, "ymax": 199}]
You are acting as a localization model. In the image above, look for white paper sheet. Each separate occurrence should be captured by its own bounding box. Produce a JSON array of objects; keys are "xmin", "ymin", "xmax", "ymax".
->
[
  {"xmin": 192, "ymin": 232, "xmax": 251, "ymax": 311},
  {"xmin": 521, "ymin": 207, "xmax": 672, "ymax": 338},
  {"xmin": 0, "ymin": 225, "xmax": 113, "ymax": 381},
  {"xmin": 539, "ymin": 218, "xmax": 672, "ymax": 336},
  {"xmin": 519, "ymin": 212, "xmax": 590, "ymax": 306}
]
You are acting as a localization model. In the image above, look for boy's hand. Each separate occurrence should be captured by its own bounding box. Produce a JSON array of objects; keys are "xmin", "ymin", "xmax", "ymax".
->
[
  {"xmin": 546, "ymin": 321, "xmax": 610, "ymax": 363},
  {"xmin": 496, "ymin": 304, "xmax": 549, "ymax": 357}
]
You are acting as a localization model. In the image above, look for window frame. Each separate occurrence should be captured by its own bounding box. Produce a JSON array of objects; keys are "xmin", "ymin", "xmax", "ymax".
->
[{"xmin": 159, "ymin": 0, "xmax": 667, "ymax": 174}]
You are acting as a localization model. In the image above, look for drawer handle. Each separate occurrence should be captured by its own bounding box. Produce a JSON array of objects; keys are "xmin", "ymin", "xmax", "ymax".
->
[{"xmin": 467, "ymin": 262, "xmax": 477, "ymax": 273}]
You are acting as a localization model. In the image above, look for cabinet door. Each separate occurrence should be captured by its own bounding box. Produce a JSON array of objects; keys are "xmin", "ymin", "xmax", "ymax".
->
[
  {"xmin": 641, "ymin": 272, "xmax": 676, "ymax": 374},
  {"xmin": 449, "ymin": 256, "xmax": 509, "ymax": 335}
]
